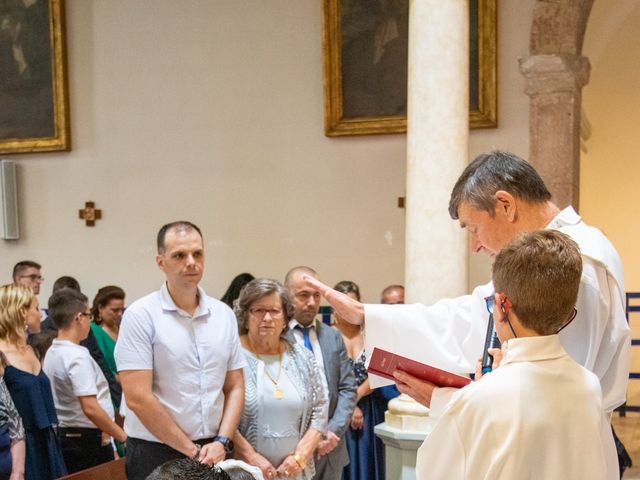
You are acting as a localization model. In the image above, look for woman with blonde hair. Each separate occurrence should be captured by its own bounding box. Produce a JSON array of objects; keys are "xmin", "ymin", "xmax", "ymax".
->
[{"xmin": 0, "ymin": 285, "xmax": 66, "ymax": 479}]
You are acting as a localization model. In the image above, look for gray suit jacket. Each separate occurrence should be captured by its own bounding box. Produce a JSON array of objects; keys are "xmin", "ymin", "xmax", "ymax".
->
[{"xmin": 287, "ymin": 320, "xmax": 357, "ymax": 479}]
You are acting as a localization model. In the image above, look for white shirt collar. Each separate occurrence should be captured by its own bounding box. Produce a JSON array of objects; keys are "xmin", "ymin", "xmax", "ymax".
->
[
  {"xmin": 159, "ymin": 283, "xmax": 210, "ymax": 319},
  {"xmin": 545, "ymin": 206, "xmax": 581, "ymax": 230},
  {"xmin": 288, "ymin": 318, "xmax": 317, "ymax": 330},
  {"xmin": 501, "ymin": 335, "xmax": 567, "ymax": 366}
]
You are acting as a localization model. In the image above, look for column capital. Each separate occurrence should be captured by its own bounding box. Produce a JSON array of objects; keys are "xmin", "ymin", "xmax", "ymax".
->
[{"xmin": 519, "ymin": 54, "xmax": 590, "ymax": 96}]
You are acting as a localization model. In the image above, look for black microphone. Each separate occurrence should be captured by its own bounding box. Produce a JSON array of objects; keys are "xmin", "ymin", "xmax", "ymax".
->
[{"xmin": 481, "ymin": 314, "xmax": 501, "ymax": 374}]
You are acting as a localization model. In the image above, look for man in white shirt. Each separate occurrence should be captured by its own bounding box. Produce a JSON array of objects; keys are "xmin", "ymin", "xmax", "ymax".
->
[
  {"xmin": 306, "ymin": 151, "xmax": 630, "ymax": 472},
  {"xmin": 43, "ymin": 288, "xmax": 127, "ymax": 474},
  {"xmin": 418, "ymin": 230, "xmax": 616, "ymax": 479},
  {"xmin": 115, "ymin": 221, "xmax": 246, "ymax": 480}
]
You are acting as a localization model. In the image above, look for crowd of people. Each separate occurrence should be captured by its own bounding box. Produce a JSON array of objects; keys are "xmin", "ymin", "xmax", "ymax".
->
[
  {"xmin": 0, "ymin": 254, "xmax": 403, "ymax": 480},
  {"xmin": 0, "ymin": 150, "xmax": 632, "ymax": 480}
]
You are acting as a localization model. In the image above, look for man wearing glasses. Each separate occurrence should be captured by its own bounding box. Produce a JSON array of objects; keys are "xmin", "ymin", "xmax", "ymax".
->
[
  {"xmin": 12, "ymin": 260, "xmax": 44, "ymax": 295},
  {"xmin": 307, "ymin": 151, "xmax": 629, "ymax": 472},
  {"xmin": 12, "ymin": 260, "xmax": 46, "ymax": 323}
]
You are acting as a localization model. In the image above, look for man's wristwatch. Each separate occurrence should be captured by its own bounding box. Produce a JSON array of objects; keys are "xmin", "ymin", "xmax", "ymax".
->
[{"xmin": 213, "ymin": 435, "xmax": 234, "ymax": 454}]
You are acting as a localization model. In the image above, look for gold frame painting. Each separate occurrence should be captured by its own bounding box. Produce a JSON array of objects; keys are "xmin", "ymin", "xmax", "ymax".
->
[
  {"xmin": 0, "ymin": 0, "xmax": 70, "ymax": 154},
  {"xmin": 323, "ymin": 0, "xmax": 497, "ymax": 137}
]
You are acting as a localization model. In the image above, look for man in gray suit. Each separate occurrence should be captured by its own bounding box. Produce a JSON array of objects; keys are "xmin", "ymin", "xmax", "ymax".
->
[{"xmin": 285, "ymin": 266, "xmax": 357, "ymax": 480}]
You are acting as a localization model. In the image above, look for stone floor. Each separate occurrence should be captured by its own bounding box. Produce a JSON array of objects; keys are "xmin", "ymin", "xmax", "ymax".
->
[{"xmin": 612, "ymin": 413, "xmax": 640, "ymax": 479}]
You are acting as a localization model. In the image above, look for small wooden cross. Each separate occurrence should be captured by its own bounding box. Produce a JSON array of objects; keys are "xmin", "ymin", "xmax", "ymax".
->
[{"xmin": 79, "ymin": 201, "xmax": 102, "ymax": 227}]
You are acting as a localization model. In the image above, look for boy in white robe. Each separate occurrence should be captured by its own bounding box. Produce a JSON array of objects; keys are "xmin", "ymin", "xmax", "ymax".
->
[{"xmin": 416, "ymin": 230, "xmax": 616, "ymax": 480}]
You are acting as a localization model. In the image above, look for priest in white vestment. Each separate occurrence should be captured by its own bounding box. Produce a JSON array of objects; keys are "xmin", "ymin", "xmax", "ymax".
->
[{"xmin": 305, "ymin": 151, "xmax": 629, "ymax": 476}]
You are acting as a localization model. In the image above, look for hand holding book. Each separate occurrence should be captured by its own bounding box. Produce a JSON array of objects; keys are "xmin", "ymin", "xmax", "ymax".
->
[{"xmin": 367, "ymin": 348, "xmax": 471, "ymax": 389}]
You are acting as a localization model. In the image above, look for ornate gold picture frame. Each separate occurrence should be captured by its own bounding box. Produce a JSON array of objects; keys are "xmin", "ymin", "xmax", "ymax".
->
[
  {"xmin": 323, "ymin": 0, "xmax": 497, "ymax": 136},
  {"xmin": 0, "ymin": 0, "xmax": 70, "ymax": 154}
]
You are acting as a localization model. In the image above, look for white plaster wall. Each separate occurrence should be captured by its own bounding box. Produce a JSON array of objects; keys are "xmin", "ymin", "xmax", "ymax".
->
[{"xmin": 0, "ymin": 0, "xmax": 534, "ymax": 304}]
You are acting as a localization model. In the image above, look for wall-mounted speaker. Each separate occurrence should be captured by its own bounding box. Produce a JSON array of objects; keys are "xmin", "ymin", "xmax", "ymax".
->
[{"xmin": 0, "ymin": 161, "xmax": 19, "ymax": 240}]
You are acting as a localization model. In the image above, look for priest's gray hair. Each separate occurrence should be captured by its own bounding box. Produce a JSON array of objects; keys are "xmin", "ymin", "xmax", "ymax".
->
[
  {"xmin": 235, "ymin": 278, "xmax": 294, "ymax": 335},
  {"xmin": 448, "ymin": 151, "xmax": 552, "ymax": 220}
]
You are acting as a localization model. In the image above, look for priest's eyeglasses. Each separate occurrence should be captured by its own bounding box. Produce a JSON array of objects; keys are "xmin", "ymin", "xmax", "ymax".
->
[{"xmin": 249, "ymin": 307, "xmax": 284, "ymax": 319}]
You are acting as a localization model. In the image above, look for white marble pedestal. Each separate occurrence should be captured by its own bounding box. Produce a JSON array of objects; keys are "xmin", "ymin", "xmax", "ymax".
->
[{"xmin": 374, "ymin": 422, "xmax": 433, "ymax": 480}]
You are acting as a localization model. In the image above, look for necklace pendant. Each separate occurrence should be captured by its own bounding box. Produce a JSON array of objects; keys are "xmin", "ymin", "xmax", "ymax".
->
[{"xmin": 274, "ymin": 387, "xmax": 284, "ymax": 399}]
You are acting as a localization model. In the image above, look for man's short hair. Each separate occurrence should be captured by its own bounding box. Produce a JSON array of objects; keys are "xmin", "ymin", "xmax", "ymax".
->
[
  {"xmin": 284, "ymin": 266, "xmax": 318, "ymax": 289},
  {"xmin": 380, "ymin": 284, "xmax": 404, "ymax": 302},
  {"xmin": 48, "ymin": 288, "xmax": 89, "ymax": 330},
  {"xmin": 12, "ymin": 260, "xmax": 41, "ymax": 282},
  {"xmin": 448, "ymin": 151, "xmax": 552, "ymax": 220},
  {"xmin": 492, "ymin": 230, "xmax": 582, "ymax": 335},
  {"xmin": 145, "ymin": 458, "xmax": 231, "ymax": 480},
  {"xmin": 157, "ymin": 221, "xmax": 203, "ymax": 254},
  {"xmin": 52, "ymin": 276, "xmax": 81, "ymax": 293}
]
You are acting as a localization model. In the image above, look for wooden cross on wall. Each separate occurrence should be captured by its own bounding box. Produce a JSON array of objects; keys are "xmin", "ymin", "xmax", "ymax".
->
[{"xmin": 79, "ymin": 201, "xmax": 102, "ymax": 226}]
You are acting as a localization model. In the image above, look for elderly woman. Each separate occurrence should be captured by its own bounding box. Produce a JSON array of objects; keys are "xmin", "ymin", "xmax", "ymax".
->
[{"xmin": 233, "ymin": 278, "xmax": 327, "ymax": 480}]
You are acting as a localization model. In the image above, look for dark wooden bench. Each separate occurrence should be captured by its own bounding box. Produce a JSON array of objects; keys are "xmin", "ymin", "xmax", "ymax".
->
[{"xmin": 57, "ymin": 458, "xmax": 126, "ymax": 480}]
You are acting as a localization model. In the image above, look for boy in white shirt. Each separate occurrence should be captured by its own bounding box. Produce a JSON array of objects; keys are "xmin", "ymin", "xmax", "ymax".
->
[
  {"xmin": 416, "ymin": 230, "xmax": 618, "ymax": 480},
  {"xmin": 43, "ymin": 288, "xmax": 127, "ymax": 473}
]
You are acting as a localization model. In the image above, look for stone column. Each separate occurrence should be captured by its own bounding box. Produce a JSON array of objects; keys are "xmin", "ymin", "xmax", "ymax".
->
[
  {"xmin": 405, "ymin": 0, "xmax": 469, "ymax": 304},
  {"xmin": 519, "ymin": 54, "xmax": 591, "ymax": 210}
]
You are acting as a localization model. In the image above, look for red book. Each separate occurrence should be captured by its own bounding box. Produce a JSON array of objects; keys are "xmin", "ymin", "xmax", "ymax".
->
[{"xmin": 367, "ymin": 347, "xmax": 471, "ymax": 389}]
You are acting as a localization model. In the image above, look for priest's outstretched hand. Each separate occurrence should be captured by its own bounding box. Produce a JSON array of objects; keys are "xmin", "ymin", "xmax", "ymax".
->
[{"xmin": 303, "ymin": 275, "xmax": 365, "ymax": 325}]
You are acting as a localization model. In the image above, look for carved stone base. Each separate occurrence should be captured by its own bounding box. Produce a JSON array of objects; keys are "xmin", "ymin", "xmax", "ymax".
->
[
  {"xmin": 385, "ymin": 410, "xmax": 434, "ymax": 432},
  {"xmin": 385, "ymin": 393, "xmax": 432, "ymax": 432}
]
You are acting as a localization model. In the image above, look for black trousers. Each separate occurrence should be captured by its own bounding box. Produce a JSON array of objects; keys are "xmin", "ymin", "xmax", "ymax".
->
[
  {"xmin": 125, "ymin": 436, "xmax": 214, "ymax": 480},
  {"xmin": 58, "ymin": 427, "xmax": 115, "ymax": 474}
]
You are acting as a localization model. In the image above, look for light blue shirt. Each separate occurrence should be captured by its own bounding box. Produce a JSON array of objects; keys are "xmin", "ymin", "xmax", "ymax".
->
[{"xmin": 115, "ymin": 283, "xmax": 245, "ymax": 441}]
